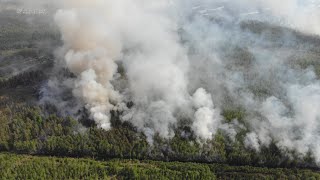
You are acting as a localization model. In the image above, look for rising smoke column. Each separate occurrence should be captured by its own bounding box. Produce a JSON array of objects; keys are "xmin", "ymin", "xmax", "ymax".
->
[
  {"xmin": 54, "ymin": 0, "xmax": 124, "ymax": 129},
  {"xmin": 53, "ymin": 0, "xmax": 220, "ymax": 140},
  {"xmin": 179, "ymin": 0, "xmax": 320, "ymax": 162},
  {"xmin": 50, "ymin": 0, "xmax": 320, "ymax": 163}
]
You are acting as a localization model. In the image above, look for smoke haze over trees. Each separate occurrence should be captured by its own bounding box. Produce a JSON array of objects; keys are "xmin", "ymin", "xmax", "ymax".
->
[
  {"xmin": 37, "ymin": 0, "xmax": 320, "ymax": 165},
  {"xmin": 2, "ymin": 0, "xmax": 320, "ymax": 176}
]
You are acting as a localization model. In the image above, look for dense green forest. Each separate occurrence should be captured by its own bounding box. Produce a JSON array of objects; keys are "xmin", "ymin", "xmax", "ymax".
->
[
  {"xmin": 1, "ymin": 153, "xmax": 320, "ymax": 179},
  {"xmin": 0, "ymin": 104, "xmax": 318, "ymax": 170},
  {"xmin": 1, "ymin": 5, "xmax": 320, "ymax": 179}
]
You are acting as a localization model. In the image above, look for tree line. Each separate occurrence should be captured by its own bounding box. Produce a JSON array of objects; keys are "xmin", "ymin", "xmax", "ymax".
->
[
  {"xmin": 0, "ymin": 104, "xmax": 318, "ymax": 170},
  {"xmin": 1, "ymin": 153, "xmax": 320, "ymax": 179}
]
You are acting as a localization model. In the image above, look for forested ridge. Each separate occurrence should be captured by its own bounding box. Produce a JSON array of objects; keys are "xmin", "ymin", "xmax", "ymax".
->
[
  {"xmin": 0, "ymin": 63, "xmax": 318, "ymax": 169},
  {"xmin": 2, "ymin": 3, "xmax": 320, "ymax": 179},
  {"xmin": 0, "ymin": 105, "xmax": 319, "ymax": 170}
]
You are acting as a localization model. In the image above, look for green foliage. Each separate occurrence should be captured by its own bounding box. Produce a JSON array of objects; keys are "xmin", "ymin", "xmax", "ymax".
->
[
  {"xmin": 222, "ymin": 108, "xmax": 246, "ymax": 123},
  {"xmin": 0, "ymin": 11, "xmax": 60, "ymax": 51},
  {"xmin": 1, "ymin": 153, "xmax": 319, "ymax": 179},
  {"xmin": 0, "ymin": 70, "xmax": 46, "ymax": 89},
  {"xmin": 0, "ymin": 153, "xmax": 218, "ymax": 180},
  {"xmin": 0, "ymin": 105, "xmax": 318, "ymax": 170},
  {"xmin": 0, "ymin": 111, "xmax": 10, "ymax": 151},
  {"xmin": 1, "ymin": 8, "xmax": 320, "ymax": 179}
]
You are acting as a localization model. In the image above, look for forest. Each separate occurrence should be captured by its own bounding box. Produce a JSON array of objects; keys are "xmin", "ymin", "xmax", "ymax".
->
[
  {"xmin": 1, "ymin": 153, "xmax": 320, "ymax": 179},
  {"xmin": 1, "ymin": 1, "xmax": 320, "ymax": 179}
]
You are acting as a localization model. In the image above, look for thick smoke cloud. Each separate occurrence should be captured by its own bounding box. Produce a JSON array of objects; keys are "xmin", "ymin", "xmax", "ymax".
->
[
  {"xmin": 179, "ymin": 0, "xmax": 320, "ymax": 162},
  {"xmin": 37, "ymin": 0, "xmax": 320, "ymax": 163},
  {"xmin": 192, "ymin": 88, "xmax": 221, "ymax": 140},
  {"xmin": 54, "ymin": 2, "xmax": 123, "ymax": 129},
  {"xmin": 51, "ymin": 0, "xmax": 218, "ymax": 140}
]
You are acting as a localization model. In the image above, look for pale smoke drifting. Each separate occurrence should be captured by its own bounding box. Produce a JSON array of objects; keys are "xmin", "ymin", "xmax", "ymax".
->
[
  {"xmin": 178, "ymin": 0, "xmax": 320, "ymax": 162},
  {"xmin": 54, "ymin": 2, "xmax": 123, "ymax": 129},
  {"xmin": 234, "ymin": 0, "xmax": 320, "ymax": 35},
  {"xmin": 192, "ymin": 88, "xmax": 221, "ymax": 140},
  {"xmin": 258, "ymin": 0, "xmax": 320, "ymax": 35},
  {"xmin": 255, "ymin": 83, "xmax": 320, "ymax": 162},
  {"xmin": 53, "ymin": 0, "xmax": 218, "ymax": 139},
  {"xmin": 49, "ymin": 0, "xmax": 320, "ymax": 162}
]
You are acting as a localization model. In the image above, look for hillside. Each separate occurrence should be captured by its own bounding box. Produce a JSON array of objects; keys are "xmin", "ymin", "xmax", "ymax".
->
[{"xmin": 1, "ymin": 1, "xmax": 320, "ymax": 179}]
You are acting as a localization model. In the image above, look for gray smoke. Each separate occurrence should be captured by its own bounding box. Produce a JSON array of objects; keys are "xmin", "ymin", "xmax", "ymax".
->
[
  {"xmin": 36, "ymin": 0, "xmax": 320, "ymax": 163},
  {"xmin": 179, "ymin": 0, "xmax": 320, "ymax": 162}
]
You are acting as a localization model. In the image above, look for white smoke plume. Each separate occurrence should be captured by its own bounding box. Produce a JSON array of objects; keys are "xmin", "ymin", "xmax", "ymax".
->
[
  {"xmin": 54, "ymin": 1, "xmax": 123, "ymax": 130},
  {"xmin": 52, "ymin": 0, "xmax": 219, "ymax": 140},
  {"xmin": 177, "ymin": 0, "xmax": 320, "ymax": 161},
  {"xmin": 36, "ymin": 0, "xmax": 320, "ymax": 163},
  {"xmin": 192, "ymin": 88, "xmax": 221, "ymax": 140}
]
